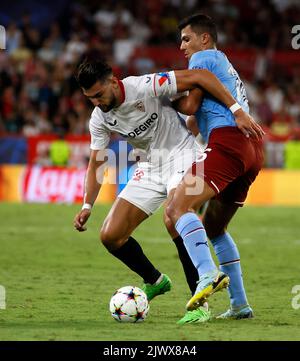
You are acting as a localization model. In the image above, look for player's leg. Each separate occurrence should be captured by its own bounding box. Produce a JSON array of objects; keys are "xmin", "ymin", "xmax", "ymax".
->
[
  {"xmin": 163, "ymin": 189, "xmax": 198, "ymax": 295},
  {"xmin": 101, "ymin": 197, "xmax": 158, "ymax": 283},
  {"xmin": 166, "ymin": 171, "xmax": 229, "ymax": 310},
  {"xmin": 202, "ymin": 133, "xmax": 264, "ymax": 318},
  {"xmin": 165, "ymin": 197, "xmax": 212, "ymax": 324},
  {"xmin": 203, "ymin": 199, "xmax": 253, "ymax": 319},
  {"xmin": 101, "ymin": 197, "xmax": 171, "ymax": 300}
]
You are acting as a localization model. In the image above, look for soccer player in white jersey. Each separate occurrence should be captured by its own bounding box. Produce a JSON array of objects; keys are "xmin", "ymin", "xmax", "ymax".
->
[{"xmin": 73, "ymin": 56, "xmax": 261, "ymax": 306}]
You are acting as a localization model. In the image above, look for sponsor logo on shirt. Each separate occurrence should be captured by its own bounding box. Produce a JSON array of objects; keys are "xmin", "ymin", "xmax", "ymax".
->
[
  {"xmin": 122, "ymin": 113, "xmax": 158, "ymax": 138},
  {"xmin": 157, "ymin": 72, "xmax": 171, "ymax": 86}
]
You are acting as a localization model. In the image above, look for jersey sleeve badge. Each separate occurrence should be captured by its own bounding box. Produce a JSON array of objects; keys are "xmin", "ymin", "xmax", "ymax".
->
[{"xmin": 157, "ymin": 72, "xmax": 171, "ymax": 86}]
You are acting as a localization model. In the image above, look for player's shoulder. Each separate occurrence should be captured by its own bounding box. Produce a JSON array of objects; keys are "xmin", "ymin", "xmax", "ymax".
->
[
  {"xmin": 122, "ymin": 74, "xmax": 153, "ymax": 101},
  {"xmin": 122, "ymin": 74, "xmax": 154, "ymax": 87},
  {"xmin": 121, "ymin": 75, "xmax": 138, "ymax": 101},
  {"xmin": 122, "ymin": 75, "xmax": 141, "ymax": 92},
  {"xmin": 190, "ymin": 50, "xmax": 230, "ymax": 73},
  {"xmin": 190, "ymin": 49, "xmax": 224, "ymax": 63}
]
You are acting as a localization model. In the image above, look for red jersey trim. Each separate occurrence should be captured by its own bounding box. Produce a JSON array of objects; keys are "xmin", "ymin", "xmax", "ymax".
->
[
  {"xmin": 153, "ymin": 74, "xmax": 157, "ymax": 96},
  {"xmin": 117, "ymin": 79, "xmax": 125, "ymax": 104}
]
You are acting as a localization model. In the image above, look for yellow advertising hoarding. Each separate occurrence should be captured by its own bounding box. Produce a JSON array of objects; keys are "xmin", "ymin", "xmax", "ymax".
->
[
  {"xmin": 0, "ymin": 165, "xmax": 116, "ymax": 204},
  {"xmin": 1, "ymin": 165, "xmax": 300, "ymax": 206},
  {"xmin": 246, "ymin": 169, "xmax": 300, "ymax": 206}
]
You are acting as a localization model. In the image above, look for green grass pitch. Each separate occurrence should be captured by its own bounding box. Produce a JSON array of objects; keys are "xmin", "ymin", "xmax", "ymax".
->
[{"xmin": 0, "ymin": 203, "xmax": 300, "ymax": 341}]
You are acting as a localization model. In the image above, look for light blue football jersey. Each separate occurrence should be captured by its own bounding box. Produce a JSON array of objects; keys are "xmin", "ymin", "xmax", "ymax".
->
[{"xmin": 189, "ymin": 49, "xmax": 249, "ymax": 142}]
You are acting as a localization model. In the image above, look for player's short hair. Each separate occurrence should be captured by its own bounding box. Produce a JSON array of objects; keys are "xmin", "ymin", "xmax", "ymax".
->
[
  {"xmin": 178, "ymin": 13, "xmax": 217, "ymax": 44},
  {"xmin": 75, "ymin": 55, "xmax": 112, "ymax": 89}
]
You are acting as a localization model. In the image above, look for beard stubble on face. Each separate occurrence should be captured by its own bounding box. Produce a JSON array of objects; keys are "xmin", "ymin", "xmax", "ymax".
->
[{"xmin": 97, "ymin": 94, "xmax": 118, "ymax": 113}]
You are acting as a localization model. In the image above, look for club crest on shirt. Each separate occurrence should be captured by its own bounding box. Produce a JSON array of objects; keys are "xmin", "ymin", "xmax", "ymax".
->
[
  {"xmin": 158, "ymin": 72, "xmax": 171, "ymax": 86},
  {"xmin": 134, "ymin": 101, "xmax": 145, "ymax": 112}
]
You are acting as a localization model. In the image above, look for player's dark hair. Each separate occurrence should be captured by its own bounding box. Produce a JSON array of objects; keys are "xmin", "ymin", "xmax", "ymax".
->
[
  {"xmin": 75, "ymin": 55, "xmax": 113, "ymax": 89},
  {"xmin": 178, "ymin": 13, "xmax": 217, "ymax": 44}
]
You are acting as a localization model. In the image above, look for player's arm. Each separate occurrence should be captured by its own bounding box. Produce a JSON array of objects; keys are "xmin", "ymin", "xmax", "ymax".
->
[
  {"xmin": 172, "ymin": 88, "xmax": 204, "ymax": 115},
  {"xmin": 73, "ymin": 149, "xmax": 106, "ymax": 232},
  {"xmin": 175, "ymin": 68, "xmax": 238, "ymax": 109},
  {"xmin": 174, "ymin": 69, "xmax": 265, "ymax": 139},
  {"xmin": 186, "ymin": 115, "xmax": 200, "ymax": 137}
]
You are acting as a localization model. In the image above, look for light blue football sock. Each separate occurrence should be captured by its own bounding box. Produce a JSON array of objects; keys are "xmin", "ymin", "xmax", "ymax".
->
[
  {"xmin": 211, "ymin": 232, "xmax": 248, "ymax": 309},
  {"xmin": 175, "ymin": 212, "xmax": 216, "ymax": 277}
]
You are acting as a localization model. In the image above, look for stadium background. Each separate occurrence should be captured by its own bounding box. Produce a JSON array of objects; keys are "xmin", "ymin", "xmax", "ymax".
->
[
  {"xmin": 1, "ymin": 0, "xmax": 300, "ymax": 341},
  {"xmin": 1, "ymin": 0, "xmax": 300, "ymax": 205}
]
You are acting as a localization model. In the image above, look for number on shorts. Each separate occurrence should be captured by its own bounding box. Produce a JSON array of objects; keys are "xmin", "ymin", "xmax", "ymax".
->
[{"xmin": 197, "ymin": 148, "xmax": 212, "ymax": 162}]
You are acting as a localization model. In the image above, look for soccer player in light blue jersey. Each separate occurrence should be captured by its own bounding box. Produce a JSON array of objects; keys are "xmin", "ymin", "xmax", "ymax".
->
[{"xmin": 166, "ymin": 14, "xmax": 265, "ymax": 324}]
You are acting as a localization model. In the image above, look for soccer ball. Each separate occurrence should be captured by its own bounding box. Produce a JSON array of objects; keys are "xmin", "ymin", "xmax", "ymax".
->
[{"xmin": 109, "ymin": 286, "xmax": 149, "ymax": 323}]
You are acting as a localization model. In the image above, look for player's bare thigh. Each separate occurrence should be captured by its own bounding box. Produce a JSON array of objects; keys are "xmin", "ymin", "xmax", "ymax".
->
[
  {"xmin": 100, "ymin": 197, "xmax": 148, "ymax": 250},
  {"xmin": 166, "ymin": 171, "xmax": 216, "ymax": 225}
]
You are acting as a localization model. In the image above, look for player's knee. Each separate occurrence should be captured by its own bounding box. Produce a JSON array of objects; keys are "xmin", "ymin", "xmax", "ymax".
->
[
  {"xmin": 163, "ymin": 211, "xmax": 177, "ymax": 237},
  {"xmin": 99, "ymin": 227, "xmax": 111, "ymax": 247},
  {"xmin": 100, "ymin": 226, "xmax": 121, "ymax": 250},
  {"xmin": 163, "ymin": 211, "xmax": 173, "ymax": 229},
  {"xmin": 165, "ymin": 202, "xmax": 182, "ymax": 225}
]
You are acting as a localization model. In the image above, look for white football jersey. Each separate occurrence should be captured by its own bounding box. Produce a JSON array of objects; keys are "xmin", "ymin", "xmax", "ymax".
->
[{"xmin": 89, "ymin": 71, "xmax": 197, "ymax": 163}]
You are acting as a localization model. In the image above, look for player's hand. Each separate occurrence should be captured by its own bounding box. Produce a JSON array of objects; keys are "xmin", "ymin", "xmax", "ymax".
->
[
  {"xmin": 234, "ymin": 109, "xmax": 265, "ymax": 140},
  {"xmin": 73, "ymin": 209, "xmax": 91, "ymax": 232}
]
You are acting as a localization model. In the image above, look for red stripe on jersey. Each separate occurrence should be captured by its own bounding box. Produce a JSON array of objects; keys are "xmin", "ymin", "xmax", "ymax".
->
[
  {"xmin": 153, "ymin": 74, "xmax": 157, "ymax": 96},
  {"xmin": 117, "ymin": 79, "xmax": 125, "ymax": 104}
]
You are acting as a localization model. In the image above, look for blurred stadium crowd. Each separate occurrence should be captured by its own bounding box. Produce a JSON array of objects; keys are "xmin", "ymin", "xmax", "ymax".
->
[{"xmin": 0, "ymin": 0, "xmax": 300, "ymax": 158}]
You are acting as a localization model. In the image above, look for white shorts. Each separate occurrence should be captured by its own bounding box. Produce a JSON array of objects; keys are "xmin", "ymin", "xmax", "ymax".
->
[{"xmin": 118, "ymin": 146, "xmax": 201, "ymax": 215}]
